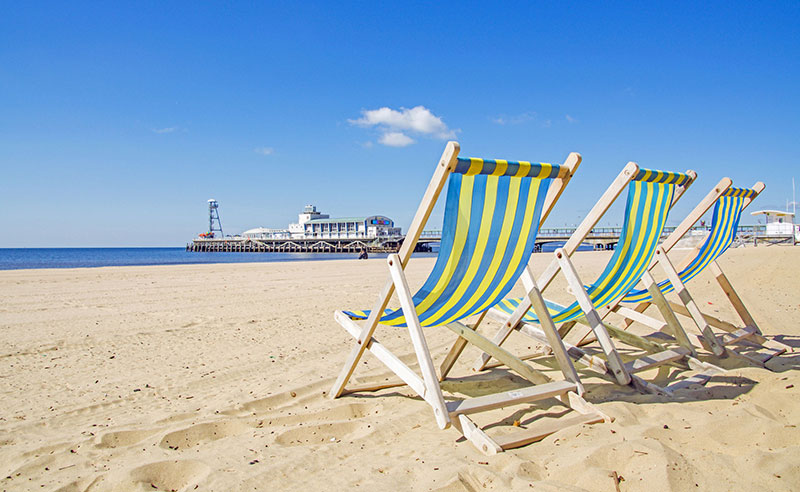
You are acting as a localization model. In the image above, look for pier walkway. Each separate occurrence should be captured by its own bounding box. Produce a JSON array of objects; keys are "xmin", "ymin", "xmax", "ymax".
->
[{"xmin": 187, "ymin": 225, "xmax": 767, "ymax": 254}]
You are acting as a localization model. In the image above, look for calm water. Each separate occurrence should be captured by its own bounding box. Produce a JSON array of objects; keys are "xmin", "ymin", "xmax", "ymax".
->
[
  {"xmin": 0, "ymin": 248, "xmax": 407, "ymax": 271},
  {"xmin": 540, "ymin": 241, "xmax": 596, "ymax": 253},
  {"xmin": 0, "ymin": 244, "xmax": 595, "ymax": 271}
]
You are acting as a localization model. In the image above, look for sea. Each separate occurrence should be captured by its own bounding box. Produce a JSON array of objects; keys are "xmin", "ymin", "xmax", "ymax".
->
[{"xmin": 0, "ymin": 242, "xmax": 592, "ymax": 271}]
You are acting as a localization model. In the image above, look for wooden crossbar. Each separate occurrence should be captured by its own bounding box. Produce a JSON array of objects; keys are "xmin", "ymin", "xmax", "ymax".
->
[
  {"xmin": 616, "ymin": 306, "xmax": 668, "ymax": 331},
  {"xmin": 624, "ymin": 347, "xmax": 691, "ymax": 374},
  {"xmin": 446, "ymin": 380, "xmax": 577, "ymax": 416},
  {"xmin": 719, "ymin": 327, "xmax": 758, "ymax": 346},
  {"xmin": 514, "ymin": 323, "xmax": 674, "ymax": 395},
  {"xmin": 446, "ymin": 321, "xmax": 550, "ymax": 385}
]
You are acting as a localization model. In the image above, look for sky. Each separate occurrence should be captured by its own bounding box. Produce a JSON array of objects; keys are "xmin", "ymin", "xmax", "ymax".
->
[{"xmin": 1, "ymin": 1, "xmax": 799, "ymax": 247}]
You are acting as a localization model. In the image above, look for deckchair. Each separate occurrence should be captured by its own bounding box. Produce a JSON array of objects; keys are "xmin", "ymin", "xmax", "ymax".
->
[
  {"xmin": 329, "ymin": 142, "xmax": 611, "ymax": 455},
  {"xmin": 611, "ymin": 179, "xmax": 791, "ymax": 368},
  {"xmin": 473, "ymin": 162, "xmax": 707, "ymax": 395}
]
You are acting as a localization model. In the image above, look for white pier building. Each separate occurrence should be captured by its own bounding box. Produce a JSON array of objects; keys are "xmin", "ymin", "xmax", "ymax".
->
[{"xmin": 242, "ymin": 205, "xmax": 400, "ymax": 240}]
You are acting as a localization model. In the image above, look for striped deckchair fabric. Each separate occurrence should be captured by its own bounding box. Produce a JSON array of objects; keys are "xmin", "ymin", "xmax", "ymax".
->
[
  {"xmin": 622, "ymin": 186, "xmax": 757, "ymax": 303},
  {"xmin": 492, "ymin": 167, "xmax": 690, "ymax": 325},
  {"xmin": 344, "ymin": 157, "xmax": 559, "ymax": 328}
]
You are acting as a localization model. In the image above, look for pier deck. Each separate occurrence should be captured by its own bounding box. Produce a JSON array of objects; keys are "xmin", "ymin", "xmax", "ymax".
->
[{"xmin": 187, "ymin": 225, "xmax": 769, "ymax": 254}]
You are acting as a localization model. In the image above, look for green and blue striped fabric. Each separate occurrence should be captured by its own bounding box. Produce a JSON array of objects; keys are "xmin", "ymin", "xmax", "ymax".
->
[
  {"xmin": 493, "ymin": 168, "xmax": 689, "ymax": 324},
  {"xmin": 622, "ymin": 186, "xmax": 757, "ymax": 303},
  {"xmin": 343, "ymin": 157, "xmax": 559, "ymax": 328}
]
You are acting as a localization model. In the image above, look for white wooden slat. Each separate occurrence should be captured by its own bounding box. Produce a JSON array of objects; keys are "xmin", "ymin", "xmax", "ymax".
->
[
  {"xmin": 445, "ymin": 380, "xmax": 577, "ymax": 416},
  {"xmin": 623, "ymin": 347, "xmax": 690, "ymax": 374}
]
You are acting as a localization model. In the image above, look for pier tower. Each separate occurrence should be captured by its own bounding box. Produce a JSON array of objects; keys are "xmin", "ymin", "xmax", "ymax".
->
[{"xmin": 208, "ymin": 199, "xmax": 224, "ymax": 238}]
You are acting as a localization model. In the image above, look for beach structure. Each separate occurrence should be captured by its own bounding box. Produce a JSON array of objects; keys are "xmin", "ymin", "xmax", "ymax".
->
[
  {"xmin": 476, "ymin": 163, "xmax": 715, "ymax": 395},
  {"xmin": 242, "ymin": 205, "xmax": 401, "ymax": 240},
  {"xmin": 192, "ymin": 204, "xmax": 402, "ymax": 253},
  {"xmin": 613, "ymin": 181, "xmax": 791, "ymax": 368},
  {"xmin": 198, "ymin": 199, "xmax": 224, "ymax": 239},
  {"xmin": 242, "ymin": 227, "xmax": 291, "ymax": 240},
  {"xmin": 330, "ymin": 142, "xmax": 613, "ymax": 455},
  {"xmin": 750, "ymin": 210, "xmax": 798, "ymax": 246},
  {"xmin": 288, "ymin": 205, "xmax": 400, "ymax": 239}
]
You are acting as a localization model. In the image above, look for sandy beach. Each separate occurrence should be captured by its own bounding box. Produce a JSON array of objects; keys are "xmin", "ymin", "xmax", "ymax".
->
[{"xmin": 1, "ymin": 247, "xmax": 798, "ymax": 491}]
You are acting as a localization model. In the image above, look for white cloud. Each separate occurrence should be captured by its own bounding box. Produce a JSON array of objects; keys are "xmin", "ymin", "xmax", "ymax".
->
[
  {"xmin": 349, "ymin": 105, "xmax": 457, "ymax": 147},
  {"xmin": 379, "ymin": 132, "xmax": 415, "ymax": 147},
  {"xmin": 152, "ymin": 127, "xmax": 178, "ymax": 134},
  {"xmin": 254, "ymin": 147, "xmax": 274, "ymax": 155},
  {"xmin": 565, "ymin": 114, "xmax": 577, "ymax": 123}
]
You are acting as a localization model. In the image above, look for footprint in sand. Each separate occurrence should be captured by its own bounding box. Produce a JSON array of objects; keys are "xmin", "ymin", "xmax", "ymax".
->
[
  {"xmin": 80, "ymin": 459, "xmax": 210, "ymax": 492},
  {"xmin": 274, "ymin": 420, "xmax": 375, "ymax": 446},
  {"xmin": 257, "ymin": 402, "xmax": 382, "ymax": 428},
  {"xmin": 96, "ymin": 428, "xmax": 162, "ymax": 449},
  {"xmin": 228, "ymin": 381, "xmax": 331, "ymax": 416},
  {"xmin": 159, "ymin": 419, "xmax": 253, "ymax": 450}
]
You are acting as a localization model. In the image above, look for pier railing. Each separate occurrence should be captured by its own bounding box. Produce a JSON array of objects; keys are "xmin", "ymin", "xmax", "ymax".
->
[{"xmin": 187, "ymin": 224, "xmax": 769, "ymax": 253}]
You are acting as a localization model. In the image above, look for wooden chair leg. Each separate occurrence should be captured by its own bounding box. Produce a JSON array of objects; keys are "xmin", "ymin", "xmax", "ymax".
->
[
  {"xmin": 710, "ymin": 261, "xmax": 761, "ymax": 334},
  {"xmin": 524, "ymin": 265, "xmax": 583, "ymax": 394},
  {"xmin": 654, "ymin": 247, "xmax": 724, "ymax": 356},
  {"xmin": 554, "ymin": 248, "xmax": 631, "ymax": 386},
  {"xmin": 387, "ymin": 255, "xmax": 450, "ymax": 429},
  {"xmin": 640, "ymin": 268, "xmax": 696, "ymax": 356},
  {"xmin": 329, "ymin": 277, "xmax": 394, "ymax": 399}
]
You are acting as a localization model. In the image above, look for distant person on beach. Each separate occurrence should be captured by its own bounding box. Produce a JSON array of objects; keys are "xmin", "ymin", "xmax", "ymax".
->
[{"xmin": 358, "ymin": 249, "xmax": 368, "ymax": 260}]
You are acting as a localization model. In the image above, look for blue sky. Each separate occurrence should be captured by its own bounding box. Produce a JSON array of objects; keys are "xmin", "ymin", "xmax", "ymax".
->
[{"xmin": 2, "ymin": 1, "xmax": 798, "ymax": 247}]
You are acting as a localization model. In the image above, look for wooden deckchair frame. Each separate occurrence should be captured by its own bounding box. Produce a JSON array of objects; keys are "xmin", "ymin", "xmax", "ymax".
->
[
  {"xmin": 609, "ymin": 179, "xmax": 791, "ymax": 366},
  {"xmin": 469, "ymin": 162, "xmax": 705, "ymax": 395},
  {"xmin": 329, "ymin": 142, "xmax": 612, "ymax": 454}
]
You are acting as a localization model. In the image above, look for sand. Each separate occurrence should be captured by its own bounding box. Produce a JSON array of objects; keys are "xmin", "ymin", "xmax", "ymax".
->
[{"xmin": 1, "ymin": 247, "xmax": 799, "ymax": 491}]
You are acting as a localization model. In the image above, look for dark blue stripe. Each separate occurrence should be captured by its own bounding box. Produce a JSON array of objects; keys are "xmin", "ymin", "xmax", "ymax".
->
[{"xmin": 418, "ymin": 174, "xmax": 488, "ymax": 325}]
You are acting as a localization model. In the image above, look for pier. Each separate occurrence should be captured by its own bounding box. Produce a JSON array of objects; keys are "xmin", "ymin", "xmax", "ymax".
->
[
  {"xmin": 187, "ymin": 225, "xmax": 769, "ymax": 254},
  {"xmin": 187, "ymin": 236, "xmax": 405, "ymax": 253}
]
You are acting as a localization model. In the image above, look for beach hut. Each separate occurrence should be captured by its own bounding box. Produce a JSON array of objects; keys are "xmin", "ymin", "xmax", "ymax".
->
[{"xmin": 750, "ymin": 210, "xmax": 798, "ymax": 245}]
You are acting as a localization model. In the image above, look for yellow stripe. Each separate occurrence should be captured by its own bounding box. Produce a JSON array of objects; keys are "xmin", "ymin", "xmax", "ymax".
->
[
  {"xmin": 596, "ymin": 182, "xmax": 668, "ymax": 307},
  {"xmin": 493, "ymin": 160, "xmax": 508, "ymax": 176},
  {"xmin": 442, "ymin": 177, "xmax": 524, "ymax": 320},
  {"xmin": 599, "ymin": 182, "xmax": 663, "ymax": 305},
  {"xmin": 589, "ymin": 182, "xmax": 644, "ymax": 298},
  {"xmin": 423, "ymin": 176, "xmax": 499, "ymax": 323},
  {"xmin": 465, "ymin": 178, "xmax": 541, "ymax": 319},
  {"xmin": 466, "ymin": 158, "xmax": 483, "ymax": 176},
  {"xmin": 392, "ymin": 174, "xmax": 475, "ymax": 325},
  {"xmin": 683, "ymin": 195, "xmax": 734, "ymax": 278},
  {"xmin": 515, "ymin": 161, "xmax": 530, "ymax": 178},
  {"xmin": 537, "ymin": 162, "xmax": 552, "ymax": 178}
]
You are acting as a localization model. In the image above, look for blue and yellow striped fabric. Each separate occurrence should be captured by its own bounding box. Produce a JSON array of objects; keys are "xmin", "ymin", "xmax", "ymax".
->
[
  {"xmin": 453, "ymin": 157, "xmax": 562, "ymax": 178},
  {"xmin": 493, "ymin": 168, "xmax": 688, "ymax": 324},
  {"xmin": 343, "ymin": 157, "xmax": 559, "ymax": 328},
  {"xmin": 622, "ymin": 186, "xmax": 756, "ymax": 303}
]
